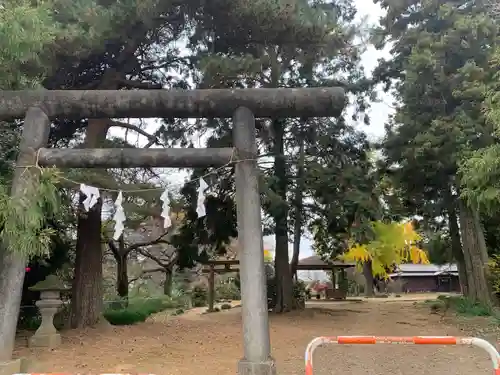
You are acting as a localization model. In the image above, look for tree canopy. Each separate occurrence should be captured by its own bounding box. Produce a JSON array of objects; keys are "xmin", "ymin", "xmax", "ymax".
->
[{"xmin": 341, "ymin": 221, "xmax": 429, "ymax": 277}]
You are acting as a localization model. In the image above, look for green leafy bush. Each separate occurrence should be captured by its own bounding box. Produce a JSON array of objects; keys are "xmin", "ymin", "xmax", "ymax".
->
[
  {"xmin": 293, "ymin": 280, "xmax": 306, "ymax": 309},
  {"xmin": 294, "ymin": 280, "xmax": 307, "ymax": 299},
  {"xmin": 488, "ymin": 255, "xmax": 500, "ymax": 301},
  {"xmin": 129, "ymin": 297, "xmax": 169, "ymax": 314},
  {"xmin": 18, "ymin": 314, "xmax": 41, "ymax": 330},
  {"xmin": 104, "ymin": 309, "xmax": 148, "ymax": 325},
  {"xmin": 435, "ymin": 295, "xmax": 492, "ymax": 316},
  {"xmin": 266, "ymin": 277, "xmax": 277, "ymax": 309},
  {"xmin": 191, "ymin": 285, "xmax": 208, "ymax": 307},
  {"xmin": 103, "ymin": 296, "xmax": 184, "ymax": 325},
  {"xmin": 266, "ymin": 278, "xmax": 307, "ymax": 310},
  {"xmin": 216, "ymin": 279, "xmax": 241, "ymax": 301}
]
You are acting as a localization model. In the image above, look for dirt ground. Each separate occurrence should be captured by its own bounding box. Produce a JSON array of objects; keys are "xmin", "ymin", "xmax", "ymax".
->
[{"xmin": 14, "ymin": 300, "xmax": 495, "ymax": 375}]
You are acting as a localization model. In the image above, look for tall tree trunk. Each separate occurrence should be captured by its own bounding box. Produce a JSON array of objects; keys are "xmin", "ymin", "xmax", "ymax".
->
[
  {"xmin": 447, "ymin": 197, "xmax": 468, "ymax": 295},
  {"xmin": 114, "ymin": 237, "xmax": 129, "ymax": 300},
  {"xmin": 290, "ymin": 134, "xmax": 306, "ymax": 277},
  {"xmin": 70, "ymin": 118, "xmax": 109, "ymax": 328},
  {"xmin": 458, "ymin": 198, "xmax": 493, "ymax": 308},
  {"xmin": 272, "ymin": 119, "xmax": 293, "ymax": 313},
  {"xmin": 71, "ymin": 197, "xmax": 105, "ymax": 327},
  {"xmin": 363, "ymin": 261, "xmax": 375, "ymax": 297},
  {"xmin": 458, "ymin": 201, "xmax": 478, "ymax": 299},
  {"xmin": 108, "ymin": 237, "xmax": 129, "ymax": 302},
  {"xmin": 163, "ymin": 269, "xmax": 173, "ymax": 296},
  {"xmin": 116, "ymin": 257, "xmax": 129, "ymax": 299}
]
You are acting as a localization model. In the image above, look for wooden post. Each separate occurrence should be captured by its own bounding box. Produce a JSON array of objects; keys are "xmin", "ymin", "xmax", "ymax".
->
[
  {"xmin": 0, "ymin": 107, "xmax": 51, "ymax": 369},
  {"xmin": 208, "ymin": 264, "xmax": 215, "ymax": 311},
  {"xmin": 233, "ymin": 107, "xmax": 275, "ymax": 375},
  {"xmin": 339, "ymin": 268, "xmax": 347, "ymax": 299}
]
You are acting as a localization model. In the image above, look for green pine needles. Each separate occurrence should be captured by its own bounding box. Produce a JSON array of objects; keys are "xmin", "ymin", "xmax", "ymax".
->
[{"xmin": 0, "ymin": 167, "xmax": 62, "ymax": 258}]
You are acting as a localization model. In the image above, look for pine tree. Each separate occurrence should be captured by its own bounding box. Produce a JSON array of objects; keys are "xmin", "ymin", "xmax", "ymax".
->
[{"xmin": 375, "ymin": 0, "xmax": 499, "ymax": 306}]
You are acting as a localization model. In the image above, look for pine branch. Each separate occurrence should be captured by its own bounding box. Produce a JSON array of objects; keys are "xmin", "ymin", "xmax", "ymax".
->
[{"xmin": 108, "ymin": 120, "xmax": 163, "ymax": 146}]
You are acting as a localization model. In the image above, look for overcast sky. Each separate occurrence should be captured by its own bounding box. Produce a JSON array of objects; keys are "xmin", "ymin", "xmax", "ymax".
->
[{"xmin": 109, "ymin": 0, "xmax": 395, "ymax": 260}]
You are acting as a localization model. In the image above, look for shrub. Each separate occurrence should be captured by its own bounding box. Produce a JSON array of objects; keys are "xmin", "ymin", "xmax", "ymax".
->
[
  {"xmin": 216, "ymin": 279, "xmax": 241, "ymax": 301},
  {"xmin": 106, "ymin": 298, "xmax": 128, "ymax": 310},
  {"xmin": 435, "ymin": 295, "xmax": 492, "ymax": 316},
  {"xmin": 293, "ymin": 280, "xmax": 306, "ymax": 309},
  {"xmin": 191, "ymin": 285, "xmax": 208, "ymax": 307},
  {"xmin": 160, "ymin": 296, "xmax": 185, "ymax": 309},
  {"xmin": 221, "ymin": 303, "xmax": 232, "ymax": 310},
  {"xmin": 104, "ymin": 309, "xmax": 148, "ymax": 325},
  {"xmin": 266, "ymin": 277, "xmax": 277, "ymax": 309},
  {"xmin": 18, "ymin": 314, "xmax": 41, "ymax": 331},
  {"xmin": 266, "ymin": 278, "xmax": 308, "ymax": 309},
  {"xmin": 488, "ymin": 255, "xmax": 500, "ymax": 301},
  {"xmin": 135, "ymin": 295, "xmax": 185, "ymax": 310},
  {"xmin": 103, "ymin": 296, "xmax": 183, "ymax": 325}
]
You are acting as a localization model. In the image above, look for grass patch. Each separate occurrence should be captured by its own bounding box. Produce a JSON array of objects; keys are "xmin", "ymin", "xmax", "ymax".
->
[
  {"xmin": 104, "ymin": 296, "xmax": 186, "ymax": 325},
  {"xmin": 430, "ymin": 295, "xmax": 493, "ymax": 317}
]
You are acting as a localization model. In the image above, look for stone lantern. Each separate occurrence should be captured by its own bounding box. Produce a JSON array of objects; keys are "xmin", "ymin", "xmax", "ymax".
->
[{"xmin": 28, "ymin": 274, "xmax": 69, "ymax": 349}]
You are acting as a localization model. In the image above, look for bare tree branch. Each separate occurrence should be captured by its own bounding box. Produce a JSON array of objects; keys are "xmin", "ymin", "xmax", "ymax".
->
[
  {"xmin": 106, "ymin": 227, "xmax": 173, "ymax": 259},
  {"xmin": 108, "ymin": 120, "xmax": 162, "ymax": 145},
  {"xmin": 117, "ymin": 78, "xmax": 162, "ymax": 89},
  {"xmin": 136, "ymin": 247, "xmax": 168, "ymax": 267},
  {"xmin": 140, "ymin": 57, "xmax": 189, "ymax": 72},
  {"xmin": 128, "ymin": 267, "xmax": 165, "ymax": 284},
  {"xmin": 127, "ymin": 230, "xmax": 171, "ymax": 252},
  {"xmin": 108, "ymin": 240, "xmax": 120, "ymax": 258},
  {"xmin": 486, "ymin": 0, "xmax": 500, "ymax": 18}
]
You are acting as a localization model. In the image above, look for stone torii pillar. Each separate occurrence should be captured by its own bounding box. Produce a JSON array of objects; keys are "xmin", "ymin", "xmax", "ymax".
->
[{"xmin": 0, "ymin": 87, "xmax": 345, "ymax": 375}]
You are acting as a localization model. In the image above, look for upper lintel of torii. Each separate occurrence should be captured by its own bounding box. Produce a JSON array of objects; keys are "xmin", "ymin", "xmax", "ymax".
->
[{"xmin": 0, "ymin": 87, "xmax": 346, "ymax": 120}]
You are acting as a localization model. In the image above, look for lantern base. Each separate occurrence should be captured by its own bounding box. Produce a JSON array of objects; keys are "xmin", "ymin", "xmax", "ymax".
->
[{"xmin": 29, "ymin": 332, "xmax": 61, "ymax": 349}]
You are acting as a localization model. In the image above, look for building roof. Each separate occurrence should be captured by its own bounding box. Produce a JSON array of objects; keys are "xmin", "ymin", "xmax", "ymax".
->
[
  {"xmin": 389, "ymin": 263, "xmax": 458, "ymax": 277},
  {"xmin": 296, "ymin": 255, "xmax": 355, "ymax": 270},
  {"xmin": 396, "ymin": 263, "xmax": 457, "ymax": 272}
]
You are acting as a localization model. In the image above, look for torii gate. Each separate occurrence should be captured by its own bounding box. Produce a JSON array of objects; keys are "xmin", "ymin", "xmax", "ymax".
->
[{"xmin": 0, "ymin": 87, "xmax": 345, "ymax": 375}]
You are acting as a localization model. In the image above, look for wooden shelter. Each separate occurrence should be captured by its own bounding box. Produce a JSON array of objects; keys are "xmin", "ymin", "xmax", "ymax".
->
[
  {"xmin": 296, "ymin": 255, "xmax": 355, "ymax": 271},
  {"xmin": 296, "ymin": 255, "xmax": 355, "ymax": 299},
  {"xmin": 202, "ymin": 252, "xmax": 356, "ymax": 307}
]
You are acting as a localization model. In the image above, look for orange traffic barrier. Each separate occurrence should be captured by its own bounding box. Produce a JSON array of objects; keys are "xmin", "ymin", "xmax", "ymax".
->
[{"xmin": 305, "ymin": 335, "xmax": 500, "ymax": 375}]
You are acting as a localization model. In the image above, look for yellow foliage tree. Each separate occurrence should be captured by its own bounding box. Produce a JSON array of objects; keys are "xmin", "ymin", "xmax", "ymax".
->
[
  {"xmin": 263, "ymin": 249, "xmax": 273, "ymax": 263},
  {"xmin": 340, "ymin": 221, "xmax": 429, "ymax": 277}
]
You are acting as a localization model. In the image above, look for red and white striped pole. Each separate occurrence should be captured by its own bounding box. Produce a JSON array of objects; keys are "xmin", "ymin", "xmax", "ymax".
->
[
  {"xmin": 13, "ymin": 373, "xmax": 157, "ymax": 375},
  {"xmin": 305, "ymin": 336, "xmax": 500, "ymax": 375}
]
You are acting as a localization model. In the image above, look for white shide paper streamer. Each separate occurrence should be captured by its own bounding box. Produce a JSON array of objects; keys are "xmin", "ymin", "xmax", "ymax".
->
[
  {"xmin": 196, "ymin": 178, "xmax": 208, "ymax": 218},
  {"xmin": 160, "ymin": 188, "xmax": 172, "ymax": 229},
  {"xmin": 113, "ymin": 191, "xmax": 126, "ymax": 240},
  {"xmin": 80, "ymin": 184, "xmax": 100, "ymax": 211}
]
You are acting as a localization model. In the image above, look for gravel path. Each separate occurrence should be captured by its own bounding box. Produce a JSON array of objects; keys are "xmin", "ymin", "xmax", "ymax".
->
[{"xmin": 15, "ymin": 300, "xmax": 494, "ymax": 375}]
